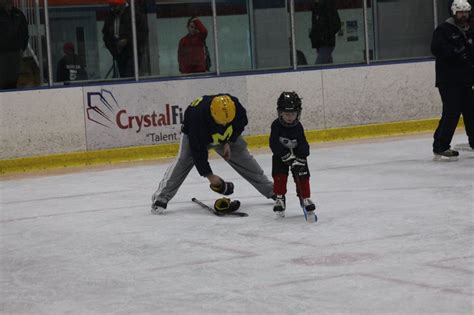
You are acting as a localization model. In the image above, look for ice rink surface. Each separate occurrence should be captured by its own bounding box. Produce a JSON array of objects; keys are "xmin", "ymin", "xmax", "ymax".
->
[{"xmin": 1, "ymin": 133, "xmax": 473, "ymax": 315}]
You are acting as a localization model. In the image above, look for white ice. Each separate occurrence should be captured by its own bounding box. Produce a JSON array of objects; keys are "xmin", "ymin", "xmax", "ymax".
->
[{"xmin": 1, "ymin": 133, "xmax": 473, "ymax": 314}]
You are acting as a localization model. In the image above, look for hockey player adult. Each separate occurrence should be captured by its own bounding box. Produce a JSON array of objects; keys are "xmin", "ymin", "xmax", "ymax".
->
[
  {"xmin": 151, "ymin": 94, "xmax": 274, "ymax": 214},
  {"xmin": 270, "ymin": 92, "xmax": 315, "ymax": 218},
  {"xmin": 431, "ymin": 0, "xmax": 474, "ymax": 160}
]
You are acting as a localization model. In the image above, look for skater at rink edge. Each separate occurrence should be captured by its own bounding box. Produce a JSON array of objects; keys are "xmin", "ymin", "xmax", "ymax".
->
[
  {"xmin": 151, "ymin": 94, "xmax": 274, "ymax": 214},
  {"xmin": 270, "ymin": 91, "xmax": 316, "ymax": 218},
  {"xmin": 431, "ymin": 0, "xmax": 474, "ymax": 160}
]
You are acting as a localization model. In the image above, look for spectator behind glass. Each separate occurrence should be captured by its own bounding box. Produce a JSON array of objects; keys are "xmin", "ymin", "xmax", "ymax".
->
[
  {"xmin": 102, "ymin": 0, "xmax": 148, "ymax": 78},
  {"xmin": 178, "ymin": 16, "xmax": 208, "ymax": 74},
  {"xmin": 309, "ymin": 0, "xmax": 341, "ymax": 64},
  {"xmin": 56, "ymin": 42, "xmax": 88, "ymax": 84},
  {"xmin": 0, "ymin": 0, "xmax": 29, "ymax": 90}
]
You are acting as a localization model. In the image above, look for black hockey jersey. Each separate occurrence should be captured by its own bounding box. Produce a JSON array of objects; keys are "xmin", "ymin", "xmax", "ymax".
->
[{"xmin": 269, "ymin": 119, "xmax": 309, "ymax": 159}]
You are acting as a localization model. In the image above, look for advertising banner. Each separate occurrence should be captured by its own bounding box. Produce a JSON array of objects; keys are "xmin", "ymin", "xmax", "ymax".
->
[{"xmin": 83, "ymin": 77, "xmax": 247, "ymax": 150}]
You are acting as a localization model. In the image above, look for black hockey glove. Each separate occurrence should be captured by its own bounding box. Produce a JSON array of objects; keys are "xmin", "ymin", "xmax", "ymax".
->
[
  {"xmin": 210, "ymin": 179, "xmax": 234, "ymax": 195},
  {"xmin": 281, "ymin": 152, "xmax": 296, "ymax": 166},
  {"xmin": 291, "ymin": 157, "xmax": 306, "ymax": 171},
  {"xmin": 291, "ymin": 157, "xmax": 308, "ymax": 177},
  {"xmin": 214, "ymin": 197, "xmax": 241, "ymax": 213}
]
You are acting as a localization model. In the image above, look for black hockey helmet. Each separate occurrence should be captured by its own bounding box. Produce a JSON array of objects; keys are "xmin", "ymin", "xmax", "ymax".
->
[{"xmin": 277, "ymin": 91, "xmax": 302, "ymax": 127}]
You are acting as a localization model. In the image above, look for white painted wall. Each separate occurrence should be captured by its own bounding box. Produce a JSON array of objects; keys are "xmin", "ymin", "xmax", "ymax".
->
[
  {"xmin": 0, "ymin": 61, "xmax": 440, "ymax": 160},
  {"xmin": 0, "ymin": 87, "xmax": 87, "ymax": 159}
]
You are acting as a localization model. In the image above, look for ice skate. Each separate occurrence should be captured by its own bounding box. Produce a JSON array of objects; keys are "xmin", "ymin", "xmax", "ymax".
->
[
  {"xmin": 302, "ymin": 198, "xmax": 316, "ymax": 211},
  {"xmin": 151, "ymin": 197, "xmax": 167, "ymax": 215},
  {"xmin": 302, "ymin": 198, "xmax": 317, "ymax": 222},
  {"xmin": 453, "ymin": 143, "xmax": 474, "ymax": 152},
  {"xmin": 433, "ymin": 149, "xmax": 459, "ymax": 161},
  {"xmin": 273, "ymin": 195, "xmax": 286, "ymax": 218}
]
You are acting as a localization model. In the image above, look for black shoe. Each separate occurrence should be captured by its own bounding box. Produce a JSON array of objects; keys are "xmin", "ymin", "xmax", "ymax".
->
[{"xmin": 433, "ymin": 149, "xmax": 459, "ymax": 161}]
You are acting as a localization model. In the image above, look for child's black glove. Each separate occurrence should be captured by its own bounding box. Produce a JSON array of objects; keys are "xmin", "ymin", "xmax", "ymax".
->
[
  {"xmin": 281, "ymin": 152, "xmax": 296, "ymax": 165},
  {"xmin": 291, "ymin": 157, "xmax": 307, "ymax": 173}
]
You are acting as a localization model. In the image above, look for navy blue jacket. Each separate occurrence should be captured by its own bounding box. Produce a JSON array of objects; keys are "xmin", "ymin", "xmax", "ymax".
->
[
  {"xmin": 269, "ymin": 119, "xmax": 309, "ymax": 159},
  {"xmin": 182, "ymin": 94, "xmax": 248, "ymax": 176},
  {"xmin": 431, "ymin": 19, "xmax": 474, "ymax": 87},
  {"xmin": 0, "ymin": 6, "xmax": 29, "ymax": 53}
]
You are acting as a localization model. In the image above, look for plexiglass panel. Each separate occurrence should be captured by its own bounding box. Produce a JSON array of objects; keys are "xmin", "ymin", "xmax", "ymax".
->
[
  {"xmin": 215, "ymin": 0, "xmax": 252, "ymax": 72},
  {"xmin": 2, "ymin": 0, "xmax": 456, "ymax": 91},
  {"xmin": 47, "ymin": 0, "xmax": 148, "ymax": 83},
  {"xmin": 368, "ymin": 0, "xmax": 434, "ymax": 61}
]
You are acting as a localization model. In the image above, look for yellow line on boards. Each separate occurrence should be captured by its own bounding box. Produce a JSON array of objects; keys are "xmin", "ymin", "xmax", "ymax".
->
[{"xmin": 0, "ymin": 118, "xmax": 462, "ymax": 176}]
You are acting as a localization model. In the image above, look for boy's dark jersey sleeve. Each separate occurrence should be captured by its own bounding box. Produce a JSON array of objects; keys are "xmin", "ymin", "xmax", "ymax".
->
[
  {"xmin": 269, "ymin": 120, "xmax": 310, "ymax": 158},
  {"xmin": 270, "ymin": 120, "xmax": 287, "ymax": 157}
]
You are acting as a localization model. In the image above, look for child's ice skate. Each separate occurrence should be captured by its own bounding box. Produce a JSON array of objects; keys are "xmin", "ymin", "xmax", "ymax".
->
[
  {"xmin": 273, "ymin": 195, "xmax": 286, "ymax": 218},
  {"xmin": 302, "ymin": 198, "xmax": 317, "ymax": 222}
]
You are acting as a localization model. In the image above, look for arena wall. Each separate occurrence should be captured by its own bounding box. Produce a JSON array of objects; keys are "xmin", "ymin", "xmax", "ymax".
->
[{"xmin": 0, "ymin": 61, "xmax": 440, "ymax": 162}]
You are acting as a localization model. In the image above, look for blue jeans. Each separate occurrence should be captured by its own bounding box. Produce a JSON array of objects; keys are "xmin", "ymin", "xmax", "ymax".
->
[{"xmin": 315, "ymin": 46, "xmax": 335, "ymax": 64}]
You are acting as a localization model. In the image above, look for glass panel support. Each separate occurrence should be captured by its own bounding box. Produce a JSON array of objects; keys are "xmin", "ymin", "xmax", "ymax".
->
[
  {"xmin": 44, "ymin": 0, "xmax": 53, "ymax": 86},
  {"xmin": 130, "ymin": 0, "xmax": 139, "ymax": 81},
  {"xmin": 34, "ymin": 0, "xmax": 44, "ymax": 84},
  {"xmin": 211, "ymin": 0, "xmax": 220, "ymax": 75},
  {"xmin": 289, "ymin": 0, "xmax": 297, "ymax": 70},
  {"xmin": 363, "ymin": 0, "xmax": 370, "ymax": 65}
]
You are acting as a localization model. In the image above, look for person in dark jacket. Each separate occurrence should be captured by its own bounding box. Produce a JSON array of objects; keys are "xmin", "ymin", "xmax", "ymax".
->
[
  {"xmin": 102, "ymin": 0, "xmax": 148, "ymax": 78},
  {"xmin": 150, "ymin": 94, "xmax": 274, "ymax": 215},
  {"xmin": 431, "ymin": 0, "xmax": 474, "ymax": 160},
  {"xmin": 56, "ymin": 42, "xmax": 88, "ymax": 83},
  {"xmin": 309, "ymin": 0, "xmax": 341, "ymax": 64},
  {"xmin": 0, "ymin": 0, "xmax": 29, "ymax": 90},
  {"xmin": 178, "ymin": 16, "xmax": 208, "ymax": 74},
  {"xmin": 270, "ymin": 92, "xmax": 315, "ymax": 219}
]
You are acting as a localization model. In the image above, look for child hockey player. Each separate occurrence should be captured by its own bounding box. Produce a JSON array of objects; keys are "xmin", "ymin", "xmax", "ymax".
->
[{"xmin": 270, "ymin": 91, "xmax": 316, "ymax": 220}]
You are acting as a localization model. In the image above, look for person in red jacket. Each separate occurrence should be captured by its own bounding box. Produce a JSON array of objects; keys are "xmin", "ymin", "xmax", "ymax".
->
[{"xmin": 178, "ymin": 16, "xmax": 208, "ymax": 74}]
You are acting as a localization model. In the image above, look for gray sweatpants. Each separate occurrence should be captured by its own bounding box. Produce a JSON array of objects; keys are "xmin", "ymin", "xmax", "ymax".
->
[{"xmin": 152, "ymin": 134, "xmax": 273, "ymax": 204}]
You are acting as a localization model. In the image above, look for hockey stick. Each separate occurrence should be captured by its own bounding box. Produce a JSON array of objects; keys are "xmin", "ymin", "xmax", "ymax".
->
[{"xmin": 191, "ymin": 198, "xmax": 248, "ymax": 217}]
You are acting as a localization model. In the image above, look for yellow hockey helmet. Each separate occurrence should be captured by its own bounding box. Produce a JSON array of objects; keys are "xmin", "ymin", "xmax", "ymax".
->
[{"xmin": 210, "ymin": 95, "xmax": 236, "ymax": 125}]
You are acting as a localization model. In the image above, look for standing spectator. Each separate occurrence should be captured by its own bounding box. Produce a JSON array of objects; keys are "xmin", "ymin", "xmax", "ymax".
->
[
  {"xmin": 0, "ymin": 0, "xmax": 29, "ymax": 90},
  {"xmin": 102, "ymin": 0, "xmax": 148, "ymax": 78},
  {"xmin": 150, "ymin": 93, "xmax": 274, "ymax": 215},
  {"xmin": 178, "ymin": 16, "xmax": 208, "ymax": 74},
  {"xmin": 309, "ymin": 0, "xmax": 341, "ymax": 64},
  {"xmin": 56, "ymin": 42, "xmax": 88, "ymax": 83},
  {"xmin": 431, "ymin": 0, "xmax": 474, "ymax": 160}
]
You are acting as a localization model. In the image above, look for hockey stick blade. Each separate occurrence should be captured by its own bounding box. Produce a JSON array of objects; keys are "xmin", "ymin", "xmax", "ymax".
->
[{"xmin": 192, "ymin": 198, "xmax": 248, "ymax": 217}]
